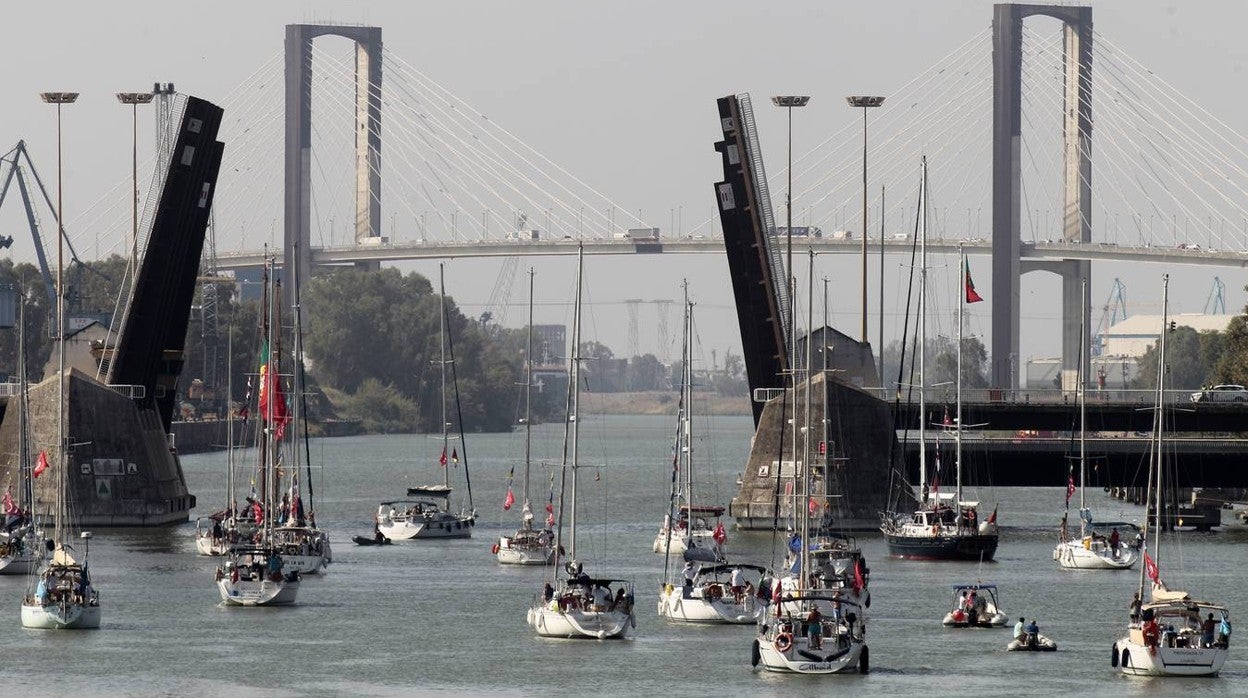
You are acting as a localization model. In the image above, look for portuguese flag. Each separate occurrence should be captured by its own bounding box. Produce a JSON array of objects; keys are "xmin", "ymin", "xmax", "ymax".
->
[{"xmin": 257, "ymin": 339, "xmax": 290, "ymax": 437}]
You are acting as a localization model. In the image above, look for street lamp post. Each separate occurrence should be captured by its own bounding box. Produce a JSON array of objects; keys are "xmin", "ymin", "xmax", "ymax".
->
[
  {"xmin": 846, "ymin": 95, "xmax": 885, "ymax": 347},
  {"xmin": 771, "ymin": 95, "xmax": 810, "ymax": 375},
  {"xmin": 116, "ymin": 92, "xmax": 153, "ymax": 284},
  {"xmin": 40, "ymin": 90, "xmax": 77, "ymax": 522}
]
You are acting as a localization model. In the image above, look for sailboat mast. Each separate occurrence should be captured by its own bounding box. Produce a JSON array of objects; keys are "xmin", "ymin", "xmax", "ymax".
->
[
  {"xmin": 681, "ymin": 281, "xmax": 692, "ymax": 525},
  {"xmin": 569, "ymin": 246, "xmax": 584, "ymax": 561},
  {"xmin": 1079, "ymin": 279, "xmax": 1087, "ymax": 519},
  {"xmin": 918, "ymin": 157, "xmax": 928, "ymax": 501},
  {"xmin": 439, "ymin": 264, "xmax": 450, "ymax": 490},
  {"xmin": 226, "ymin": 326, "xmax": 234, "ymax": 512},
  {"xmin": 522, "ymin": 268, "xmax": 534, "ymax": 510},
  {"xmin": 1153, "ymin": 275, "xmax": 1170, "ymax": 568},
  {"xmin": 956, "ymin": 244, "xmax": 964, "ymax": 506},
  {"xmin": 801, "ymin": 249, "xmax": 814, "ymax": 582},
  {"xmin": 17, "ymin": 299, "xmax": 31, "ymax": 514}
]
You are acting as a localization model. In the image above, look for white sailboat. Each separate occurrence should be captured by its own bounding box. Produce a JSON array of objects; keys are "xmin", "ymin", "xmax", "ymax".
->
[
  {"xmin": 1054, "ymin": 280, "xmax": 1138, "ymax": 570},
  {"xmin": 21, "ymin": 213, "xmax": 99, "ymax": 629},
  {"xmin": 1112, "ymin": 274, "xmax": 1229, "ymax": 677},
  {"xmin": 753, "ymin": 250, "xmax": 867, "ymax": 674},
  {"xmin": 658, "ymin": 284, "xmax": 759, "ymax": 625},
  {"xmin": 653, "ymin": 282, "xmax": 726, "ymax": 559},
  {"xmin": 527, "ymin": 245, "xmax": 635, "ymax": 640},
  {"xmin": 378, "ymin": 264, "xmax": 477, "ymax": 541},
  {"xmin": 271, "ymin": 254, "xmax": 332, "ymax": 575},
  {"xmin": 1, "ymin": 299, "xmax": 42, "ymax": 576},
  {"xmin": 215, "ymin": 260, "xmax": 300, "ymax": 606},
  {"xmin": 881, "ymin": 166, "xmax": 998, "ymax": 561},
  {"xmin": 496, "ymin": 269, "xmax": 555, "ymax": 566},
  {"xmin": 195, "ymin": 328, "xmax": 242, "ymax": 557}
]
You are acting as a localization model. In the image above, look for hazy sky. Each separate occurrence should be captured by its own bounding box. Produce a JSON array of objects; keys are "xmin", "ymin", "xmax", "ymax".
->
[{"xmin": 3, "ymin": 1, "xmax": 1247, "ymax": 373}]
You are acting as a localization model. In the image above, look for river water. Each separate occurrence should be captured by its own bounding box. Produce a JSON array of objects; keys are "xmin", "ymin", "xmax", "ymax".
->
[{"xmin": 0, "ymin": 413, "xmax": 1244, "ymax": 696}]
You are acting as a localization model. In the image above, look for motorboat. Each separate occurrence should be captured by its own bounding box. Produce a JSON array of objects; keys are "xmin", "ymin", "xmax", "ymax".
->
[{"xmin": 941, "ymin": 583, "xmax": 1007, "ymax": 627}]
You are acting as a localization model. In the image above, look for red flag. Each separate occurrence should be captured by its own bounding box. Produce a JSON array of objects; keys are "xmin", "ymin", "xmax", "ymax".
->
[
  {"xmin": 545, "ymin": 502, "xmax": 556, "ymax": 527},
  {"xmin": 712, "ymin": 521, "xmax": 727, "ymax": 545},
  {"xmin": 1144, "ymin": 551, "xmax": 1159, "ymax": 585},
  {"xmin": 2, "ymin": 488, "xmax": 15, "ymax": 516},
  {"xmin": 451, "ymin": 448, "xmax": 459, "ymax": 466},
  {"xmin": 852, "ymin": 558, "xmax": 865, "ymax": 593},
  {"xmin": 986, "ymin": 505, "xmax": 998, "ymax": 525},
  {"xmin": 439, "ymin": 446, "xmax": 447, "ymax": 468},
  {"xmin": 964, "ymin": 258, "xmax": 984, "ymax": 303},
  {"xmin": 503, "ymin": 489, "xmax": 515, "ymax": 511},
  {"xmin": 1066, "ymin": 474, "xmax": 1076, "ymax": 503},
  {"xmin": 33, "ymin": 451, "xmax": 49, "ymax": 479},
  {"xmin": 253, "ymin": 502, "xmax": 264, "ymax": 524},
  {"xmin": 808, "ymin": 497, "xmax": 818, "ymax": 515},
  {"xmin": 943, "ymin": 408, "xmax": 953, "ymax": 427}
]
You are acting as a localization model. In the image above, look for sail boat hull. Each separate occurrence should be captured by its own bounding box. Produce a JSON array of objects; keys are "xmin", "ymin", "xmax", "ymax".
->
[
  {"xmin": 0, "ymin": 552, "xmax": 39, "ymax": 576},
  {"xmin": 527, "ymin": 605, "xmax": 632, "ymax": 639},
  {"xmin": 1054, "ymin": 540, "xmax": 1137, "ymax": 569},
  {"xmin": 21, "ymin": 600, "xmax": 100, "ymax": 629},
  {"xmin": 756, "ymin": 631, "xmax": 864, "ymax": 674},
  {"xmin": 497, "ymin": 532, "xmax": 555, "ymax": 565},
  {"xmin": 1115, "ymin": 637, "xmax": 1227, "ymax": 676},
  {"xmin": 884, "ymin": 531, "xmax": 998, "ymax": 561},
  {"xmin": 216, "ymin": 577, "xmax": 300, "ymax": 606},
  {"xmin": 657, "ymin": 585, "xmax": 761, "ymax": 624}
]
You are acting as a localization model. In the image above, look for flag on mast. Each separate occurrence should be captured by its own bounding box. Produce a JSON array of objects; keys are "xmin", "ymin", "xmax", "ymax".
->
[
  {"xmin": 965, "ymin": 258, "xmax": 985, "ymax": 303},
  {"xmin": 33, "ymin": 451, "xmax": 49, "ymax": 479}
]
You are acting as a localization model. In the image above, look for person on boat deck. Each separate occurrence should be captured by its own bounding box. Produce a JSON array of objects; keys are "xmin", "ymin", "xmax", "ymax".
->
[
  {"xmin": 806, "ymin": 607, "xmax": 824, "ymax": 649},
  {"xmin": 1109, "ymin": 528, "xmax": 1121, "ymax": 557},
  {"xmin": 831, "ymin": 599, "xmax": 843, "ymax": 624},
  {"xmin": 1059, "ymin": 512, "xmax": 1068, "ymax": 541},
  {"xmin": 613, "ymin": 587, "xmax": 627, "ymax": 611},
  {"xmin": 682, "ymin": 561, "xmax": 697, "ymax": 598},
  {"xmin": 35, "ymin": 576, "xmax": 47, "ymax": 604},
  {"xmin": 1014, "ymin": 617, "xmax": 1026, "ymax": 641},
  {"xmin": 730, "ymin": 567, "xmax": 745, "ymax": 603},
  {"xmin": 1218, "ymin": 615, "xmax": 1232, "ymax": 647},
  {"xmin": 973, "ymin": 592, "xmax": 988, "ymax": 615},
  {"xmin": 278, "ymin": 493, "xmax": 290, "ymax": 525},
  {"xmin": 1129, "ymin": 592, "xmax": 1142, "ymax": 623},
  {"xmin": 1203, "ymin": 613, "xmax": 1218, "ymax": 647},
  {"xmin": 542, "ymin": 582, "xmax": 554, "ymax": 604},
  {"xmin": 1142, "ymin": 615, "xmax": 1160, "ymax": 648},
  {"xmin": 591, "ymin": 584, "xmax": 610, "ymax": 610},
  {"xmin": 1025, "ymin": 619, "xmax": 1039, "ymax": 645}
]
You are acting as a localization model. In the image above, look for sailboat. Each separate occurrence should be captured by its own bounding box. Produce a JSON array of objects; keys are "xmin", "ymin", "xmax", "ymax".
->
[
  {"xmin": 1, "ymin": 299, "xmax": 42, "ymax": 576},
  {"xmin": 753, "ymin": 250, "xmax": 867, "ymax": 674},
  {"xmin": 269, "ymin": 248, "xmax": 332, "ymax": 575},
  {"xmin": 1112, "ymin": 274, "xmax": 1230, "ymax": 677},
  {"xmin": 21, "ymin": 230, "xmax": 100, "ymax": 629},
  {"xmin": 653, "ymin": 281, "xmax": 727, "ymax": 559},
  {"xmin": 1054, "ymin": 280, "xmax": 1138, "ymax": 570},
  {"xmin": 527, "ymin": 245, "xmax": 635, "ymax": 639},
  {"xmin": 195, "ymin": 328, "xmax": 246, "ymax": 557},
  {"xmin": 880, "ymin": 164, "xmax": 998, "ymax": 561},
  {"xmin": 214, "ymin": 260, "xmax": 300, "ymax": 606},
  {"xmin": 657, "ymin": 284, "xmax": 759, "ymax": 625},
  {"xmin": 497, "ymin": 269, "xmax": 555, "ymax": 565},
  {"xmin": 377, "ymin": 264, "xmax": 477, "ymax": 540}
]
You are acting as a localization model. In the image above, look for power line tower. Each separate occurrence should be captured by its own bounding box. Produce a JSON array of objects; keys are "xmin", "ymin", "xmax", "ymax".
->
[
  {"xmin": 625, "ymin": 299, "xmax": 642, "ymax": 359},
  {"xmin": 654, "ymin": 299, "xmax": 675, "ymax": 365}
]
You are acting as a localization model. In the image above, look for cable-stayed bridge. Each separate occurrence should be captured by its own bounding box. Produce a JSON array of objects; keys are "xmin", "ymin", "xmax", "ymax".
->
[{"xmin": 14, "ymin": 5, "xmax": 1248, "ymax": 390}]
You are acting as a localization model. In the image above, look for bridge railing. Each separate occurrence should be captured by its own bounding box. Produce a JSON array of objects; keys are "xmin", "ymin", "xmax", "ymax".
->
[{"xmin": 871, "ymin": 387, "xmax": 1193, "ymax": 405}]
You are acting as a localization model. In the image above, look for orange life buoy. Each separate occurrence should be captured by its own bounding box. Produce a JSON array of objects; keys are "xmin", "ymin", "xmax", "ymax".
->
[
  {"xmin": 774, "ymin": 632, "xmax": 793, "ymax": 652},
  {"xmin": 491, "ymin": 543, "xmax": 501, "ymax": 554}
]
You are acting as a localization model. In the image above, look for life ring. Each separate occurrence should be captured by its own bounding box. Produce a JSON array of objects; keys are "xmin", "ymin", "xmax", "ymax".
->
[
  {"xmin": 706, "ymin": 584, "xmax": 723, "ymax": 599},
  {"xmin": 491, "ymin": 543, "xmax": 500, "ymax": 554},
  {"xmin": 774, "ymin": 632, "xmax": 793, "ymax": 652}
]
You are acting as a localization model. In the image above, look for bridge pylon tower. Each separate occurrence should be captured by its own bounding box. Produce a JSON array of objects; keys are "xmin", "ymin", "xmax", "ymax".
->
[
  {"xmin": 285, "ymin": 23, "xmax": 383, "ymax": 289},
  {"xmin": 993, "ymin": 3, "xmax": 1093, "ymax": 389}
]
